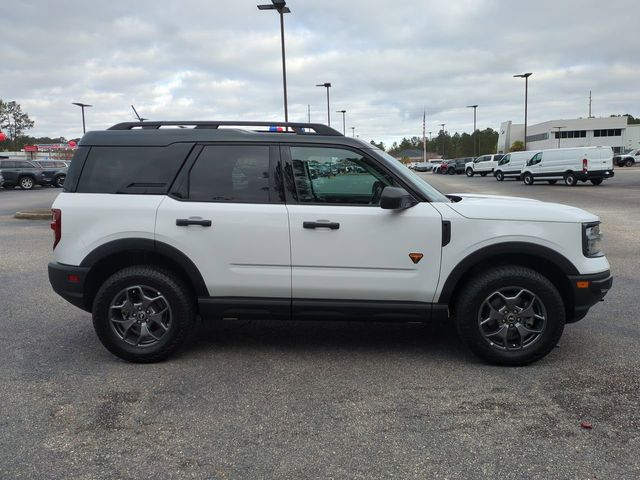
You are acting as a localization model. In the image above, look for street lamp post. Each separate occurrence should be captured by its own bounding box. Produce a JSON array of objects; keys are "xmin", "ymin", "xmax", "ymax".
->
[
  {"xmin": 316, "ymin": 82, "xmax": 331, "ymax": 126},
  {"xmin": 440, "ymin": 123, "xmax": 446, "ymax": 157},
  {"xmin": 336, "ymin": 110, "xmax": 346, "ymax": 135},
  {"xmin": 258, "ymin": 0, "xmax": 291, "ymax": 123},
  {"xmin": 553, "ymin": 126, "xmax": 566, "ymax": 148},
  {"xmin": 513, "ymin": 72, "xmax": 532, "ymax": 150},
  {"xmin": 467, "ymin": 104, "xmax": 478, "ymax": 156},
  {"xmin": 72, "ymin": 102, "xmax": 92, "ymax": 134},
  {"xmin": 351, "ymin": 126, "xmax": 355, "ymax": 137}
]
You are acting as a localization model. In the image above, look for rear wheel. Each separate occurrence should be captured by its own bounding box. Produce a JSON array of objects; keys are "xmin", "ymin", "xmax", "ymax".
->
[
  {"xmin": 564, "ymin": 172, "xmax": 577, "ymax": 186},
  {"xmin": 448, "ymin": 168, "xmax": 455, "ymax": 175},
  {"xmin": 523, "ymin": 173, "xmax": 534, "ymax": 185},
  {"xmin": 625, "ymin": 159, "xmax": 634, "ymax": 167},
  {"xmin": 547, "ymin": 180, "xmax": 557, "ymax": 185},
  {"xmin": 590, "ymin": 178, "xmax": 603, "ymax": 185},
  {"xmin": 92, "ymin": 266, "xmax": 195, "ymax": 363},
  {"xmin": 495, "ymin": 171, "xmax": 504, "ymax": 181},
  {"xmin": 466, "ymin": 168, "xmax": 474, "ymax": 177},
  {"xmin": 54, "ymin": 174, "xmax": 66, "ymax": 188},
  {"xmin": 455, "ymin": 266, "xmax": 565, "ymax": 366},
  {"xmin": 19, "ymin": 176, "xmax": 34, "ymax": 190}
]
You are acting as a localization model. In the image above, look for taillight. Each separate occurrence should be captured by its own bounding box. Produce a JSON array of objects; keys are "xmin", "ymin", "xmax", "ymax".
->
[
  {"xmin": 582, "ymin": 158, "xmax": 588, "ymax": 173},
  {"xmin": 51, "ymin": 209, "xmax": 61, "ymax": 249}
]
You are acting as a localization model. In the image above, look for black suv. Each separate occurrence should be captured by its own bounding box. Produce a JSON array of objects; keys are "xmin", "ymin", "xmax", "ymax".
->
[
  {"xmin": 441, "ymin": 158, "xmax": 472, "ymax": 175},
  {"xmin": 33, "ymin": 160, "xmax": 69, "ymax": 188},
  {"xmin": 0, "ymin": 159, "xmax": 47, "ymax": 189}
]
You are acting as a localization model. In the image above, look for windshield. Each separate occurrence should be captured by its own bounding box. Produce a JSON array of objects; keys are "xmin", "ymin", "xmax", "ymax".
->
[{"xmin": 367, "ymin": 148, "xmax": 450, "ymax": 202}]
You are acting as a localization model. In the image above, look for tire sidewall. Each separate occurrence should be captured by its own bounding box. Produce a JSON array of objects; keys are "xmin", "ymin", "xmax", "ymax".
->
[
  {"xmin": 565, "ymin": 173, "xmax": 577, "ymax": 186},
  {"xmin": 466, "ymin": 169, "xmax": 474, "ymax": 177},
  {"xmin": 495, "ymin": 171, "xmax": 504, "ymax": 181},
  {"xmin": 456, "ymin": 267, "xmax": 565, "ymax": 366},
  {"xmin": 20, "ymin": 177, "xmax": 34, "ymax": 189},
  {"xmin": 523, "ymin": 173, "xmax": 533, "ymax": 185},
  {"xmin": 92, "ymin": 267, "xmax": 194, "ymax": 362}
]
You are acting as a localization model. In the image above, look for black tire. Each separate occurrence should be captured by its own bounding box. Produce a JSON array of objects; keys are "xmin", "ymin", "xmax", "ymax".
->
[
  {"xmin": 54, "ymin": 174, "xmax": 66, "ymax": 188},
  {"xmin": 625, "ymin": 159, "xmax": 634, "ymax": 167},
  {"xmin": 18, "ymin": 176, "xmax": 35, "ymax": 190},
  {"xmin": 466, "ymin": 169, "xmax": 474, "ymax": 177},
  {"xmin": 495, "ymin": 171, "xmax": 504, "ymax": 181},
  {"xmin": 455, "ymin": 266, "xmax": 565, "ymax": 366},
  {"xmin": 449, "ymin": 168, "xmax": 456, "ymax": 175},
  {"xmin": 564, "ymin": 172, "xmax": 577, "ymax": 186},
  {"xmin": 92, "ymin": 265, "xmax": 195, "ymax": 363},
  {"xmin": 590, "ymin": 178, "xmax": 603, "ymax": 185},
  {"xmin": 523, "ymin": 173, "xmax": 534, "ymax": 185},
  {"xmin": 2, "ymin": 184, "xmax": 15, "ymax": 189},
  {"xmin": 480, "ymin": 172, "xmax": 487, "ymax": 177},
  {"xmin": 547, "ymin": 180, "xmax": 557, "ymax": 185}
]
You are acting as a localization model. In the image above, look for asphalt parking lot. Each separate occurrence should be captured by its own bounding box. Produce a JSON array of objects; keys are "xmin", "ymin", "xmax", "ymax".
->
[{"xmin": 1, "ymin": 170, "xmax": 639, "ymax": 479}]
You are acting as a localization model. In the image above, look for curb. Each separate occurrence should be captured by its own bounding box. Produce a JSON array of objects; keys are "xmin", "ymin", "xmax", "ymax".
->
[{"xmin": 14, "ymin": 209, "xmax": 52, "ymax": 220}]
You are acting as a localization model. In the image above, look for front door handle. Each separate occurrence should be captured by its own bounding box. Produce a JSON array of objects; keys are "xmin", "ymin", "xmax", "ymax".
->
[
  {"xmin": 176, "ymin": 218, "xmax": 212, "ymax": 227},
  {"xmin": 303, "ymin": 221, "xmax": 340, "ymax": 230}
]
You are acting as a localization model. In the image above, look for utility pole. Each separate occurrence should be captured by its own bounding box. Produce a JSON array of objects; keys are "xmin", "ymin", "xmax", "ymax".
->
[
  {"xmin": 316, "ymin": 83, "xmax": 331, "ymax": 126},
  {"xmin": 467, "ymin": 104, "xmax": 478, "ymax": 156},
  {"xmin": 72, "ymin": 102, "xmax": 92, "ymax": 134},
  {"xmin": 589, "ymin": 91, "xmax": 593, "ymax": 118},
  {"xmin": 422, "ymin": 109, "xmax": 426, "ymax": 163},
  {"xmin": 514, "ymin": 72, "xmax": 533, "ymax": 150},
  {"xmin": 440, "ymin": 123, "xmax": 446, "ymax": 157},
  {"xmin": 307, "ymin": 104, "xmax": 311, "ymax": 123},
  {"xmin": 351, "ymin": 126, "xmax": 355, "ymax": 137},
  {"xmin": 336, "ymin": 110, "xmax": 346, "ymax": 135}
]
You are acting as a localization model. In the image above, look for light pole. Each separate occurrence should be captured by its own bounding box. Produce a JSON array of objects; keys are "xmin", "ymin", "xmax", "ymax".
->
[
  {"xmin": 513, "ymin": 72, "xmax": 532, "ymax": 150},
  {"xmin": 351, "ymin": 126, "xmax": 355, "ymax": 137},
  {"xmin": 72, "ymin": 102, "xmax": 92, "ymax": 134},
  {"xmin": 553, "ymin": 126, "xmax": 566, "ymax": 148},
  {"xmin": 336, "ymin": 110, "xmax": 346, "ymax": 135},
  {"xmin": 440, "ymin": 123, "xmax": 446, "ymax": 157},
  {"xmin": 316, "ymin": 82, "xmax": 331, "ymax": 126},
  {"xmin": 258, "ymin": 0, "xmax": 291, "ymax": 123},
  {"xmin": 467, "ymin": 104, "xmax": 478, "ymax": 156}
]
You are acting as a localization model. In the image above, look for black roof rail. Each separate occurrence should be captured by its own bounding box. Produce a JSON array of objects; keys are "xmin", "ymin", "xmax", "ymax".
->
[{"xmin": 107, "ymin": 121, "xmax": 343, "ymax": 136}]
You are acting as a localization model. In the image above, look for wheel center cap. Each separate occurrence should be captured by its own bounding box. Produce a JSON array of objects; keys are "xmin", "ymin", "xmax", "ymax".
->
[
  {"xmin": 506, "ymin": 313, "xmax": 516, "ymax": 322},
  {"xmin": 137, "ymin": 312, "xmax": 146, "ymax": 320}
]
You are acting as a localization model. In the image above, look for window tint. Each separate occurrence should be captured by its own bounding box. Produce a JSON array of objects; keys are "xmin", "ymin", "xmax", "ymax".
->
[
  {"xmin": 188, "ymin": 145, "xmax": 270, "ymax": 203},
  {"xmin": 0, "ymin": 160, "xmax": 15, "ymax": 168},
  {"xmin": 76, "ymin": 144, "xmax": 192, "ymax": 194},
  {"xmin": 289, "ymin": 146, "xmax": 394, "ymax": 205},
  {"xmin": 16, "ymin": 161, "xmax": 34, "ymax": 168},
  {"xmin": 499, "ymin": 155, "xmax": 510, "ymax": 165}
]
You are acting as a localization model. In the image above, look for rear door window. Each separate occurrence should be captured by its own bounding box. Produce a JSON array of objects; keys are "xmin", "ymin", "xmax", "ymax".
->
[{"xmin": 188, "ymin": 145, "xmax": 271, "ymax": 203}]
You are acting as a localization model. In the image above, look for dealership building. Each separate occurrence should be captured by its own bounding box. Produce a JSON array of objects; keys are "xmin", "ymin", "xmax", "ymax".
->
[{"xmin": 497, "ymin": 116, "xmax": 640, "ymax": 154}]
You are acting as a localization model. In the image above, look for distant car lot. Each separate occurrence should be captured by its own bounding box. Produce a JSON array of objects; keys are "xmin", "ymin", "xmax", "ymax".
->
[{"xmin": 0, "ymin": 170, "xmax": 639, "ymax": 478}]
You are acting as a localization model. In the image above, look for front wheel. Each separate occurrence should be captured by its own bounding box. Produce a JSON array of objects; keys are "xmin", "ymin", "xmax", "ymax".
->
[
  {"xmin": 466, "ymin": 169, "xmax": 474, "ymax": 177},
  {"xmin": 19, "ymin": 176, "xmax": 35, "ymax": 190},
  {"xmin": 448, "ymin": 168, "xmax": 456, "ymax": 175},
  {"xmin": 455, "ymin": 266, "xmax": 565, "ymax": 366},
  {"xmin": 523, "ymin": 173, "xmax": 534, "ymax": 185},
  {"xmin": 92, "ymin": 266, "xmax": 195, "ymax": 363},
  {"xmin": 495, "ymin": 171, "xmax": 504, "ymax": 181},
  {"xmin": 590, "ymin": 178, "xmax": 603, "ymax": 185}
]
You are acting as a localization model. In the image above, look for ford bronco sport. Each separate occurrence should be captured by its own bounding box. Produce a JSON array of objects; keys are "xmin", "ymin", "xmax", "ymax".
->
[{"xmin": 48, "ymin": 121, "xmax": 612, "ymax": 365}]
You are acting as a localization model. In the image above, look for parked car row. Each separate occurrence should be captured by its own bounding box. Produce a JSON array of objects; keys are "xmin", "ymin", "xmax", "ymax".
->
[
  {"xmin": 414, "ymin": 146, "xmax": 616, "ymax": 187},
  {"xmin": 0, "ymin": 159, "xmax": 68, "ymax": 189}
]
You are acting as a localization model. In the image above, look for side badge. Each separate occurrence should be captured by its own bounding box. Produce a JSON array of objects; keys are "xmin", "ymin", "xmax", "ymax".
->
[{"xmin": 409, "ymin": 253, "xmax": 424, "ymax": 264}]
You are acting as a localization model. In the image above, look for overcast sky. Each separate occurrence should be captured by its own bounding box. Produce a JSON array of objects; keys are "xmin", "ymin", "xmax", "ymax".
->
[{"xmin": 1, "ymin": 0, "xmax": 638, "ymax": 146}]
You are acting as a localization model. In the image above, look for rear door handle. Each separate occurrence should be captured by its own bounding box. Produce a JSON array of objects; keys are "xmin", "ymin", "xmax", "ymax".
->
[
  {"xmin": 176, "ymin": 218, "xmax": 212, "ymax": 227},
  {"xmin": 303, "ymin": 221, "xmax": 340, "ymax": 230}
]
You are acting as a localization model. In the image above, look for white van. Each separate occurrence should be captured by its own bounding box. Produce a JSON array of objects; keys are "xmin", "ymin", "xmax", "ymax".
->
[
  {"xmin": 520, "ymin": 146, "xmax": 614, "ymax": 186},
  {"xmin": 494, "ymin": 151, "xmax": 538, "ymax": 181}
]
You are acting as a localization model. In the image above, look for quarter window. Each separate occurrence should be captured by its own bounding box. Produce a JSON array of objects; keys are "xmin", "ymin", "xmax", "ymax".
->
[
  {"xmin": 289, "ymin": 146, "xmax": 394, "ymax": 205},
  {"xmin": 189, "ymin": 145, "xmax": 270, "ymax": 203}
]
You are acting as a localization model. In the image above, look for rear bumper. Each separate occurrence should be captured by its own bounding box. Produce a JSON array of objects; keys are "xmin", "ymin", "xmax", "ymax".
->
[
  {"xmin": 567, "ymin": 270, "xmax": 612, "ymax": 323},
  {"xmin": 48, "ymin": 262, "xmax": 91, "ymax": 312},
  {"xmin": 576, "ymin": 170, "xmax": 614, "ymax": 180}
]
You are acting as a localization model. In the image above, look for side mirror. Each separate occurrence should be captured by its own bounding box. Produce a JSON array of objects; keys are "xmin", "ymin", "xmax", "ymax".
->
[{"xmin": 380, "ymin": 186, "xmax": 417, "ymax": 210}]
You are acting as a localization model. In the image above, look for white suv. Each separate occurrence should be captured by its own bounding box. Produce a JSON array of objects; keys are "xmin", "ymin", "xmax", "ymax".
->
[
  {"xmin": 48, "ymin": 121, "xmax": 612, "ymax": 365},
  {"xmin": 465, "ymin": 154, "xmax": 504, "ymax": 177}
]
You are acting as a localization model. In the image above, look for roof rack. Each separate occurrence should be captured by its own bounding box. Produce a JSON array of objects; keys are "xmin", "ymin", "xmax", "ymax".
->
[{"xmin": 107, "ymin": 121, "xmax": 343, "ymax": 136}]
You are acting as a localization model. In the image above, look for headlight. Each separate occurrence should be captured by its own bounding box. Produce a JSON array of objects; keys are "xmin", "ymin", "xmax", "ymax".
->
[{"xmin": 583, "ymin": 222, "xmax": 604, "ymax": 257}]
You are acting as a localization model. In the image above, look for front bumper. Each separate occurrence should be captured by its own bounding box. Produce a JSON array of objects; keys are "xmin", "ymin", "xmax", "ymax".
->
[
  {"xmin": 567, "ymin": 270, "xmax": 612, "ymax": 323},
  {"xmin": 48, "ymin": 262, "xmax": 91, "ymax": 311}
]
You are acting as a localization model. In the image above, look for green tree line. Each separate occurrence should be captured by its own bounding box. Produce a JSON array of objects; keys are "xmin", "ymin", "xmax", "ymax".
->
[{"xmin": 375, "ymin": 128, "xmax": 500, "ymax": 158}]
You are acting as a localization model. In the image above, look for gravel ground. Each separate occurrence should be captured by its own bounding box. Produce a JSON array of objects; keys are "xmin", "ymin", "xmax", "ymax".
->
[{"xmin": 0, "ymin": 169, "xmax": 638, "ymax": 479}]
